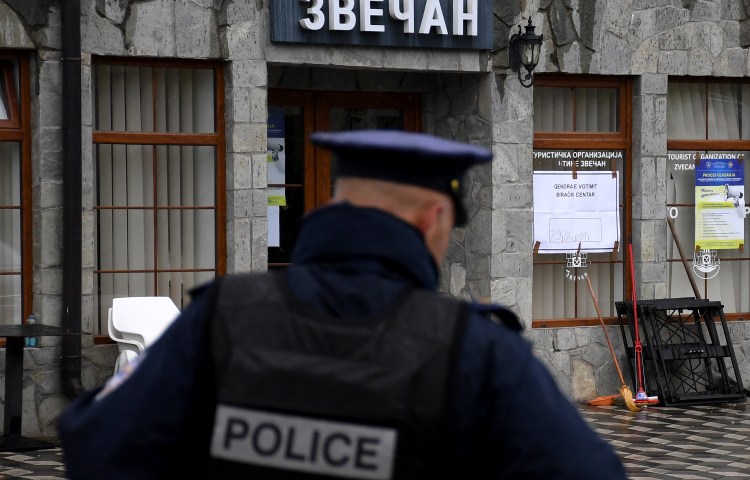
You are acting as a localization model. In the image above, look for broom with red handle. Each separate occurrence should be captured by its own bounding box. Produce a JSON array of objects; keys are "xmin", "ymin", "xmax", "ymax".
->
[{"xmin": 629, "ymin": 243, "xmax": 656, "ymax": 404}]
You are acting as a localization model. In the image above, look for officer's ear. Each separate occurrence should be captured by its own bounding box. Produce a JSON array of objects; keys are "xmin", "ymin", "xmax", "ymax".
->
[{"xmin": 414, "ymin": 200, "xmax": 444, "ymax": 236}]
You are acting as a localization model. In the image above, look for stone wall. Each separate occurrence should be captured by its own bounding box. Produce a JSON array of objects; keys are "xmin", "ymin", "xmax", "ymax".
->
[
  {"xmin": 1, "ymin": 0, "xmax": 750, "ymax": 438},
  {"xmin": 495, "ymin": 0, "xmax": 750, "ymax": 399}
]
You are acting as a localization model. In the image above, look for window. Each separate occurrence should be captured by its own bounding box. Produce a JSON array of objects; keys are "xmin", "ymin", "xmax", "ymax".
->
[
  {"xmin": 92, "ymin": 58, "xmax": 226, "ymax": 334},
  {"xmin": 667, "ymin": 80, "xmax": 750, "ymax": 317},
  {"xmin": 267, "ymin": 90, "xmax": 421, "ymax": 266},
  {"xmin": 0, "ymin": 54, "xmax": 30, "ymax": 325},
  {"xmin": 532, "ymin": 76, "xmax": 632, "ymax": 327}
]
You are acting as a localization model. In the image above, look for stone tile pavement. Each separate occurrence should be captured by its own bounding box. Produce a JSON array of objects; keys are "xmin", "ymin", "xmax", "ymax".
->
[
  {"xmin": 580, "ymin": 403, "xmax": 750, "ymax": 479},
  {"xmin": 0, "ymin": 402, "xmax": 748, "ymax": 479}
]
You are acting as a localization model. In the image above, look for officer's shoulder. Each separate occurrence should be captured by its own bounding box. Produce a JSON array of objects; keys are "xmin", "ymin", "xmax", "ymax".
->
[{"xmin": 467, "ymin": 301, "xmax": 524, "ymax": 332}]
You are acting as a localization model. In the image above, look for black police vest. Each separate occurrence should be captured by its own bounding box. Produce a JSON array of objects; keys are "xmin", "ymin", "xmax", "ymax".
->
[{"xmin": 208, "ymin": 272, "xmax": 468, "ymax": 479}]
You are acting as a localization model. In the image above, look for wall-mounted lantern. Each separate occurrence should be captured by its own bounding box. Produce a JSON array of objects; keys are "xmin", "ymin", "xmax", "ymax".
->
[{"xmin": 508, "ymin": 18, "xmax": 543, "ymax": 88}]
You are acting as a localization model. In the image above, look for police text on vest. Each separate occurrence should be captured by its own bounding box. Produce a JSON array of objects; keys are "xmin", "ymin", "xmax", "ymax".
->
[{"xmin": 211, "ymin": 405, "xmax": 396, "ymax": 479}]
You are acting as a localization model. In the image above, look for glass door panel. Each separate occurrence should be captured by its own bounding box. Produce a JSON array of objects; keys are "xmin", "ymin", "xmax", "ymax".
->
[{"xmin": 267, "ymin": 90, "xmax": 420, "ymax": 267}]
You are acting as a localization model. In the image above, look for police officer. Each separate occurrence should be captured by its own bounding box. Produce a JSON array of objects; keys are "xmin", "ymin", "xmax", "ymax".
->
[{"xmin": 58, "ymin": 130, "xmax": 627, "ymax": 479}]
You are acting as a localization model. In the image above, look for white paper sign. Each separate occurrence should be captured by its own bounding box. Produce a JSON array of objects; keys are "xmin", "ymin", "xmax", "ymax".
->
[{"xmin": 533, "ymin": 171, "xmax": 620, "ymax": 253}]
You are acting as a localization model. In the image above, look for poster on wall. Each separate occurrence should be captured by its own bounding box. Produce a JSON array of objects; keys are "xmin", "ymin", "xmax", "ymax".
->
[
  {"xmin": 695, "ymin": 154, "xmax": 745, "ymax": 250},
  {"xmin": 267, "ymin": 108, "xmax": 286, "ymax": 248},
  {"xmin": 267, "ymin": 107, "xmax": 287, "ymax": 206},
  {"xmin": 533, "ymin": 171, "xmax": 620, "ymax": 253}
]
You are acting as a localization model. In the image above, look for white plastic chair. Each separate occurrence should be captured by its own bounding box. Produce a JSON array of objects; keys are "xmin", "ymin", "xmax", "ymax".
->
[
  {"xmin": 108, "ymin": 297, "xmax": 181, "ymax": 374},
  {"xmin": 108, "ymin": 307, "xmax": 141, "ymax": 374}
]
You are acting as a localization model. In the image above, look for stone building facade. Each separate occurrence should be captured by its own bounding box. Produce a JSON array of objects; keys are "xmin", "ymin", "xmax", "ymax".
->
[{"xmin": 0, "ymin": 0, "xmax": 748, "ymax": 439}]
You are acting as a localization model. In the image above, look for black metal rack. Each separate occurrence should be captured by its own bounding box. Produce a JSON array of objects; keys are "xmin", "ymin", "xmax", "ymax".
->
[{"xmin": 615, "ymin": 298, "xmax": 746, "ymax": 407}]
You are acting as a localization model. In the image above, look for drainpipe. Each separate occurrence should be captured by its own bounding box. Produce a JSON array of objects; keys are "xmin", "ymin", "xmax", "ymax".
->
[{"xmin": 60, "ymin": 0, "xmax": 84, "ymax": 397}]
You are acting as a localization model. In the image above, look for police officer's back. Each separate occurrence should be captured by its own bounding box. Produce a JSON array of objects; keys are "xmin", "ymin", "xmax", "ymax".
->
[{"xmin": 58, "ymin": 130, "xmax": 627, "ymax": 479}]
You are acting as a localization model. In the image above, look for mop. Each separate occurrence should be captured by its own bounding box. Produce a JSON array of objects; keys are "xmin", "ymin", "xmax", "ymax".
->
[
  {"xmin": 629, "ymin": 243, "xmax": 659, "ymax": 406},
  {"xmin": 585, "ymin": 276, "xmax": 640, "ymax": 412}
]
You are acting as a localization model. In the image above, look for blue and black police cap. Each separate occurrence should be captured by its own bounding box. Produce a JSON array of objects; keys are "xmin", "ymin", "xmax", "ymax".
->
[{"xmin": 309, "ymin": 129, "xmax": 492, "ymax": 226}]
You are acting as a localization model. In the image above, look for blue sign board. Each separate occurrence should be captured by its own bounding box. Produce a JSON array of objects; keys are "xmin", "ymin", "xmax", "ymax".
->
[
  {"xmin": 695, "ymin": 154, "xmax": 745, "ymax": 250},
  {"xmin": 270, "ymin": 1, "xmax": 493, "ymax": 50}
]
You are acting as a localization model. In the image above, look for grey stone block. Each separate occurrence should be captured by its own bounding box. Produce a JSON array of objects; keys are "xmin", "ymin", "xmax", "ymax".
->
[
  {"xmin": 449, "ymin": 263, "xmax": 467, "ymax": 297},
  {"xmin": 466, "ymin": 251, "xmax": 490, "ymax": 281},
  {"xmin": 600, "ymin": 33, "xmax": 630, "ymax": 74},
  {"xmin": 654, "ymin": 97, "xmax": 667, "ymax": 134},
  {"xmin": 558, "ymin": 42, "xmax": 583, "ymax": 74},
  {"xmin": 714, "ymin": 48, "xmax": 747, "ymax": 77},
  {"xmin": 632, "ymin": 37, "xmax": 660, "ymax": 73},
  {"xmin": 688, "ymin": 49, "xmax": 714, "ymax": 75},
  {"xmin": 691, "ymin": 0, "xmax": 722, "ymax": 21},
  {"xmin": 251, "ymin": 189, "xmax": 266, "ymax": 217},
  {"xmin": 228, "ymin": 153, "xmax": 251, "ymax": 190},
  {"xmin": 693, "ymin": 22, "xmax": 725, "ymax": 57},
  {"xmin": 228, "ymin": 123, "xmax": 265, "ymax": 154},
  {"xmin": 5, "ymin": 0, "xmax": 54, "ymax": 27},
  {"xmin": 39, "ymin": 93, "xmax": 63, "ymax": 128},
  {"xmin": 722, "ymin": 0, "xmax": 743, "ymax": 20},
  {"xmin": 580, "ymin": 0, "xmax": 606, "ymax": 50},
  {"xmin": 250, "ymin": 216, "xmax": 268, "ymax": 271},
  {"xmin": 659, "ymin": 23, "xmax": 690, "ymax": 50},
  {"xmin": 39, "ymin": 181, "xmax": 62, "ymax": 211},
  {"xmin": 252, "ymin": 153, "xmax": 267, "ymax": 190},
  {"xmin": 228, "ymin": 217, "xmax": 252, "ymax": 272},
  {"xmin": 629, "ymin": 9, "xmax": 657, "ymax": 43},
  {"xmin": 82, "ymin": 7, "xmax": 127, "ymax": 56},
  {"xmin": 40, "ymin": 148, "xmax": 62, "ymax": 183},
  {"xmin": 639, "ymin": 220, "xmax": 656, "ymax": 262},
  {"xmin": 555, "ymin": 328, "xmax": 578, "ymax": 351},
  {"xmin": 126, "ymin": 0, "xmax": 176, "ymax": 57},
  {"xmin": 492, "ymin": 118, "xmax": 532, "ymax": 145},
  {"xmin": 655, "ymin": 6, "xmax": 690, "ymax": 32},
  {"xmin": 490, "ymin": 252, "xmax": 532, "ymax": 278},
  {"xmin": 658, "ymin": 50, "xmax": 689, "ymax": 75},
  {"xmin": 582, "ymin": 341, "xmax": 613, "ymax": 370},
  {"xmin": 227, "ymin": 60, "xmax": 267, "ymax": 88},
  {"xmin": 491, "ymin": 142, "xmax": 520, "ymax": 184},
  {"xmin": 465, "ymin": 208, "xmax": 491, "ymax": 253},
  {"xmin": 31, "ymin": 5, "xmax": 60, "ymax": 50},
  {"xmin": 639, "ymin": 132, "xmax": 667, "ymax": 157},
  {"xmin": 642, "ymin": 193, "xmax": 666, "ymax": 219},
  {"xmin": 219, "ymin": 0, "xmax": 259, "ymax": 25},
  {"xmin": 492, "ymin": 182, "xmax": 533, "ymax": 209},
  {"xmin": 549, "ymin": 0, "xmax": 578, "ymax": 47},
  {"xmin": 175, "ymin": 0, "xmax": 220, "ymax": 58},
  {"xmin": 723, "ymin": 20, "xmax": 741, "ymax": 47},
  {"xmin": 38, "ymin": 394, "xmax": 67, "ymax": 435},
  {"xmin": 230, "ymin": 188, "xmax": 252, "ymax": 218},
  {"xmin": 40, "ymin": 126, "xmax": 63, "ymax": 153},
  {"xmin": 39, "ymin": 59, "xmax": 61, "ymax": 95},
  {"xmin": 576, "ymin": 327, "xmax": 593, "ymax": 348},
  {"xmin": 494, "ymin": 0, "xmax": 521, "ymax": 24},
  {"xmin": 632, "ymin": 0, "xmax": 673, "ymax": 8},
  {"xmin": 606, "ymin": 0, "xmax": 631, "ymax": 38},
  {"xmin": 491, "ymin": 209, "xmax": 533, "ymax": 254},
  {"xmin": 228, "ymin": 87, "xmax": 251, "ymax": 124},
  {"xmin": 95, "ymin": 0, "xmax": 127, "ymax": 24}
]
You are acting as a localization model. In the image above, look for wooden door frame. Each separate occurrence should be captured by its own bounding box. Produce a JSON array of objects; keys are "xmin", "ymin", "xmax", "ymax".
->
[
  {"xmin": 531, "ymin": 74, "xmax": 633, "ymax": 327},
  {"xmin": 268, "ymin": 89, "xmax": 422, "ymax": 211}
]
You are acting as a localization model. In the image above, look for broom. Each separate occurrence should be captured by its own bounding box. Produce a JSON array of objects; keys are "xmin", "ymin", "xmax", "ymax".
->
[
  {"xmin": 628, "ymin": 243, "xmax": 658, "ymax": 405},
  {"xmin": 585, "ymin": 275, "xmax": 640, "ymax": 412}
]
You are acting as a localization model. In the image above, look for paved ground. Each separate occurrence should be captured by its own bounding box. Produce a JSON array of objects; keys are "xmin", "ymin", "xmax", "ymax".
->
[
  {"xmin": 581, "ymin": 402, "xmax": 750, "ymax": 479},
  {"xmin": 1, "ymin": 402, "xmax": 749, "ymax": 479}
]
